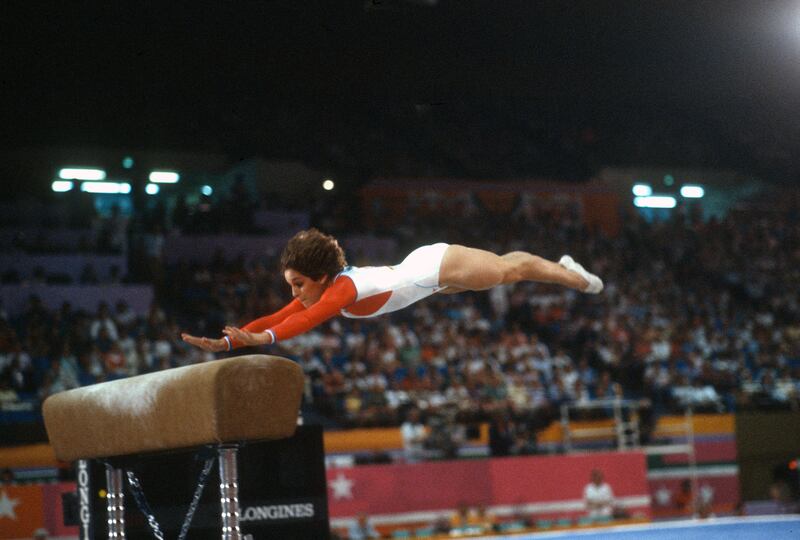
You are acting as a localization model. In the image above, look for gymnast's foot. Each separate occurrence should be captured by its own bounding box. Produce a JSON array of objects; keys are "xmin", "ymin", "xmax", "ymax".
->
[{"xmin": 558, "ymin": 255, "xmax": 604, "ymax": 294}]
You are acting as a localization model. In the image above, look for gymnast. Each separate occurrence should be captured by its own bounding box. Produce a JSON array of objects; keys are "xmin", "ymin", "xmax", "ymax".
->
[{"xmin": 181, "ymin": 228, "xmax": 603, "ymax": 352}]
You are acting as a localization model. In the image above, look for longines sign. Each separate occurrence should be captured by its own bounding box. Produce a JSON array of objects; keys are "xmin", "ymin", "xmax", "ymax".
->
[
  {"xmin": 241, "ymin": 501, "xmax": 318, "ymax": 523},
  {"xmin": 77, "ymin": 460, "xmax": 92, "ymax": 540}
]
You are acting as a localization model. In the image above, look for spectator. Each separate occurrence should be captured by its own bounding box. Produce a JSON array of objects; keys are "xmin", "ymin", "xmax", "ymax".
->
[
  {"xmin": 6, "ymin": 352, "xmax": 35, "ymax": 395},
  {"xmin": 146, "ymin": 302, "xmax": 167, "ymax": 339},
  {"xmin": 425, "ymin": 409, "xmax": 465, "ymax": 459},
  {"xmin": 347, "ymin": 513, "xmax": 380, "ymax": 540},
  {"xmin": 90, "ymin": 303, "xmax": 118, "ymax": 341},
  {"xmin": 129, "ymin": 336, "xmax": 155, "ymax": 375},
  {"xmin": 583, "ymin": 469, "xmax": 614, "ymax": 520},
  {"xmin": 117, "ymin": 327, "xmax": 136, "ymax": 363},
  {"xmin": 400, "ymin": 408, "xmax": 427, "ymax": 463},
  {"xmin": 103, "ymin": 342, "xmax": 127, "ymax": 378},
  {"xmin": 152, "ymin": 328, "xmax": 174, "ymax": 368},
  {"xmin": 449, "ymin": 502, "xmax": 484, "ymax": 533},
  {"xmin": 769, "ymin": 480, "xmax": 800, "ymax": 514},
  {"xmin": 474, "ymin": 504, "xmax": 496, "ymax": 532},
  {"xmin": 83, "ymin": 346, "xmax": 106, "ymax": 382},
  {"xmin": 0, "ymin": 468, "xmax": 14, "ymax": 485},
  {"xmin": 56, "ymin": 342, "xmax": 81, "ymax": 389},
  {"xmin": 674, "ymin": 479, "xmax": 694, "ymax": 515},
  {"xmin": 114, "ymin": 300, "xmax": 138, "ymax": 333},
  {"xmin": 488, "ymin": 411, "xmax": 515, "ymax": 457},
  {"xmin": 509, "ymin": 427, "xmax": 538, "ymax": 456},
  {"xmin": 95, "ymin": 327, "xmax": 115, "ymax": 354}
]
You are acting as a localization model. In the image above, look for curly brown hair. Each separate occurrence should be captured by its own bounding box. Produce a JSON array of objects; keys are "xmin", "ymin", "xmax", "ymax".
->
[{"xmin": 280, "ymin": 228, "xmax": 347, "ymax": 280}]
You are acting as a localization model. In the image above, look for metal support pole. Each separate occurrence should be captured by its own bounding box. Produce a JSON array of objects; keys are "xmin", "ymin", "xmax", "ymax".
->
[
  {"xmin": 613, "ymin": 399, "xmax": 624, "ymax": 450},
  {"xmin": 686, "ymin": 407, "xmax": 699, "ymax": 515},
  {"xmin": 219, "ymin": 446, "xmax": 242, "ymax": 540},
  {"xmin": 560, "ymin": 403, "xmax": 571, "ymax": 453},
  {"xmin": 105, "ymin": 465, "xmax": 126, "ymax": 539}
]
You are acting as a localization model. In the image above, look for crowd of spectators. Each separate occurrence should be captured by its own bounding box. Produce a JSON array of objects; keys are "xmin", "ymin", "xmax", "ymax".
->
[
  {"xmin": 1, "ymin": 191, "xmax": 799, "ymax": 451},
  {"xmin": 0, "ymin": 297, "xmax": 215, "ymax": 409}
]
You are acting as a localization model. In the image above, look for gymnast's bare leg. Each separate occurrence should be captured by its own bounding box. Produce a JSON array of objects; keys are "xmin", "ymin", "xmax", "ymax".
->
[{"xmin": 438, "ymin": 245, "xmax": 603, "ymax": 294}]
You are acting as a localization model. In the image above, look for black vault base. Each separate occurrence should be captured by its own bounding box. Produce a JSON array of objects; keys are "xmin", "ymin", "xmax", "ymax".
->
[{"xmin": 74, "ymin": 425, "xmax": 330, "ymax": 540}]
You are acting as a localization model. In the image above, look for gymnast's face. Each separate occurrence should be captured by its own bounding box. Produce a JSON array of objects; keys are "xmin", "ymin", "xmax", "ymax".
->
[{"xmin": 284, "ymin": 269, "xmax": 330, "ymax": 307}]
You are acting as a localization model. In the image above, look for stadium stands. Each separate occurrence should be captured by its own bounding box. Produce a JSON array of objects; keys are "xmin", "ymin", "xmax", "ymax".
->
[{"xmin": 1, "ymin": 188, "xmax": 797, "ymax": 443}]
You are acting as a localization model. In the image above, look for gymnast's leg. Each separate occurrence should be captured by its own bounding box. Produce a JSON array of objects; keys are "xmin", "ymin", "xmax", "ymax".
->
[{"xmin": 438, "ymin": 245, "xmax": 603, "ymax": 293}]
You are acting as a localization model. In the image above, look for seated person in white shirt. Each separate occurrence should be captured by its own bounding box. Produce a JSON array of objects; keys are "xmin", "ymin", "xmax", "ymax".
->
[
  {"xmin": 400, "ymin": 408, "xmax": 428, "ymax": 463},
  {"xmin": 583, "ymin": 469, "xmax": 614, "ymax": 519}
]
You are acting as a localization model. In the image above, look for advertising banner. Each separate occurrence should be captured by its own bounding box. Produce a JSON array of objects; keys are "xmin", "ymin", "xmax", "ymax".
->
[
  {"xmin": 0, "ymin": 485, "xmax": 44, "ymax": 539},
  {"xmin": 327, "ymin": 450, "xmax": 650, "ymax": 527}
]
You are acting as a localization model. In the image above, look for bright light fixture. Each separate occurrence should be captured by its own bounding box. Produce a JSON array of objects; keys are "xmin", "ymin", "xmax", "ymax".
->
[
  {"xmin": 149, "ymin": 171, "xmax": 180, "ymax": 183},
  {"xmin": 58, "ymin": 168, "xmax": 106, "ymax": 181},
  {"xmin": 680, "ymin": 185, "xmax": 705, "ymax": 198},
  {"xmin": 634, "ymin": 196, "xmax": 677, "ymax": 209},
  {"xmin": 145, "ymin": 183, "xmax": 160, "ymax": 195},
  {"xmin": 51, "ymin": 180, "xmax": 74, "ymax": 192},
  {"xmin": 201, "ymin": 185, "xmax": 213, "ymax": 196},
  {"xmin": 632, "ymin": 183, "xmax": 653, "ymax": 197},
  {"xmin": 80, "ymin": 182, "xmax": 132, "ymax": 194},
  {"xmin": 323, "ymin": 179, "xmax": 335, "ymax": 191}
]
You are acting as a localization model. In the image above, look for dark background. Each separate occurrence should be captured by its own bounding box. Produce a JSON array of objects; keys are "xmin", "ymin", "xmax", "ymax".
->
[{"xmin": 2, "ymin": 0, "xmax": 799, "ymax": 192}]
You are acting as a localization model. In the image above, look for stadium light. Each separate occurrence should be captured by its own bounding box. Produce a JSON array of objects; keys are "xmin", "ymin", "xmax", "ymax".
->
[
  {"xmin": 323, "ymin": 179, "xmax": 335, "ymax": 191},
  {"xmin": 80, "ymin": 182, "xmax": 132, "ymax": 194},
  {"xmin": 201, "ymin": 185, "xmax": 213, "ymax": 196},
  {"xmin": 632, "ymin": 183, "xmax": 653, "ymax": 197},
  {"xmin": 634, "ymin": 196, "xmax": 677, "ymax": 209},
  {"xmin": 680, "ymin": 185, "xmax": 705, "ymax": 198},
  {"xmin": 58, "ymin": 168, "xmax": 106, "ymax": 181},
  {"xmin": 51, "ymin": 180, "xmax": 74, "ymax": 192},
  {"xmin": 149, "ymin": 171, "xmax": 180, "ymax": 183},
  {"xmin": 145, "ymin": 183, "xmax": 160, "ymax": 195}
]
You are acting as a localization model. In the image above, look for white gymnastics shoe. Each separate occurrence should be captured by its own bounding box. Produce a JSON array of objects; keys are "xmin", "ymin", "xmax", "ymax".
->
[{"xmin": 559, "ymin": 255, "xmax": 604, "ymax": 294}]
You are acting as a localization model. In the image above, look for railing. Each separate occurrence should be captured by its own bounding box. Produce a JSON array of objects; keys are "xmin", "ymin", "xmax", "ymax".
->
[{"xmin": 560, "ymin": 400, "xmax": 698, "ymax": 501}]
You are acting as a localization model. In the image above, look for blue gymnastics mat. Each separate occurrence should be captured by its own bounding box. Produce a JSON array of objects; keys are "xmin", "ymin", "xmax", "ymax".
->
[{"xmin": 480, "ymin": 516, "xmax": 800, "ymax": 540}]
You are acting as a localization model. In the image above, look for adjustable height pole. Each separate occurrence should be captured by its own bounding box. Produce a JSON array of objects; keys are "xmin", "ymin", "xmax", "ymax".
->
[
  {"xmin": 218, "ymin": 446, "xmax": 242, "ymax": 540},
  {"xmin": 105, "ymin": 465, "xmax": 126, "ymax": 539}
]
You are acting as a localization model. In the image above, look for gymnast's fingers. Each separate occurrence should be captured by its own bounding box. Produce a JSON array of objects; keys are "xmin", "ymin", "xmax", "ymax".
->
[
  {"xmin": 183, "ymin": 334, "xmax": 218, "ymax": 351},
  {"xmin": 181, "ymin": 333, "xmax": 203, "ymax": 346},
  {"xmin": 223, "ymin": 326, "xmax": 243, "ymax": 336},
  {"xmin": 203, "ymin": 337, "xmax": 227, "ymax": 352},
  {"xmin": 225, "ymin": 327, "xmax": 251, "ymax": 343}
]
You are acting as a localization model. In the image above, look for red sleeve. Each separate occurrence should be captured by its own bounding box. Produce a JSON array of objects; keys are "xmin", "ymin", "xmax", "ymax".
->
[
  {"xmin": 229, "ymin": 299, "xmax": 305, "ymax": 348},
  {"xmin": 269, "ymin": 276, "xmax": 357, "ymax": 342}
]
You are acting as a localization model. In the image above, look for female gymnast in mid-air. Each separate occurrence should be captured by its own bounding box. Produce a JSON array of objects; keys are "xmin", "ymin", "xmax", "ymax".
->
[{"xmin": 181, "ymin": 228, "xmax": 603, "ymax": 352}]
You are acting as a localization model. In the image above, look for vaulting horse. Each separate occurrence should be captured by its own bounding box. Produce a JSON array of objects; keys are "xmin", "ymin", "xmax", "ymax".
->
[{"xmin": 43, "ymin": 355, "xmax": 305, "ymax": 539}]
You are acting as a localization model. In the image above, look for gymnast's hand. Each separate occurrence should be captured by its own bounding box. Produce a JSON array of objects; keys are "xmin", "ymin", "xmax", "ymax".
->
[
  {"xmin": 180, "ymin": 333, "xmax": 228, "ymax": 352},
  {"xmin": 222, "ymin": 326, "xmax": 274, "ymax": 346}
]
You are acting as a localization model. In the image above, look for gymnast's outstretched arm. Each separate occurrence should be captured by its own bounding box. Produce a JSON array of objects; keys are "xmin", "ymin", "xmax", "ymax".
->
[
  {"xmin": 223, "ymin": 279, "xmax": 356, "ymax": 346},
  {"xmin": 181, "ymin": 298, "xmax": 305, "ymax": 351},
  {"xmin": 184, "ymin": 278, "xmax": 357, "ymax": 351}
]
